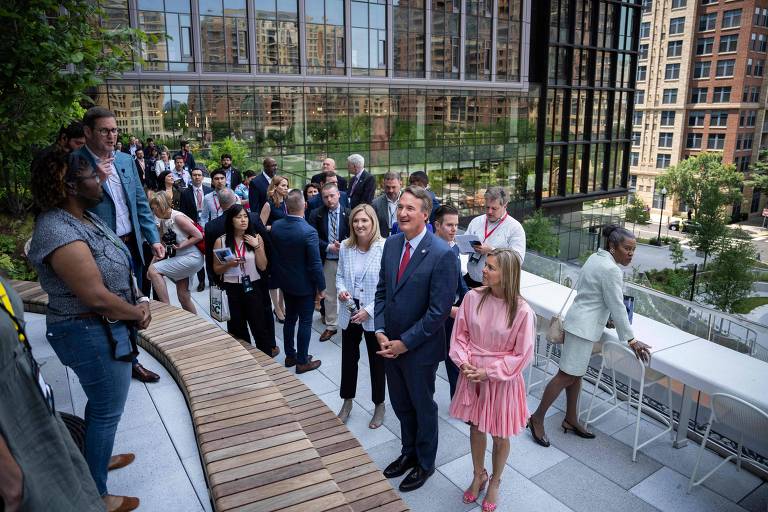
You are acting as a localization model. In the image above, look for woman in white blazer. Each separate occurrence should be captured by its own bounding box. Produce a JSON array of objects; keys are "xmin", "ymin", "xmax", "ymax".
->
[
  {"xmin": 527, "ymin": 225, "xmax": 651, "ymax": 447},
  {"xmin": 154, "ymin": 149, "xmax": 172, "ymax": 177},
  {"xmin": 336, "ymin": 204, "xmax": 387, "ymax": 429}
]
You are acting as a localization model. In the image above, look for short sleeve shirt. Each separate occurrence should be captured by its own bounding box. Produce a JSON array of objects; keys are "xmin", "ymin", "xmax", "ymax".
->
[{"xmin": 28, "ymin": 209, "xmax": 134, "ymax": 323}]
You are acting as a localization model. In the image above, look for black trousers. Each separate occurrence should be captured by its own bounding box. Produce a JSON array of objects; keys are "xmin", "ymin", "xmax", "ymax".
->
[
  {"xmin": 340, "ymin": 323, "xmax": 386, "ymax": 405},
  {"xmin": 222, "ymin": 281, "xmax": 275, "ymax": 356}
]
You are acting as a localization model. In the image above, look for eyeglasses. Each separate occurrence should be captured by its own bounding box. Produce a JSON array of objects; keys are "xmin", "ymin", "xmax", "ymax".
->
[{"xmin": 97, "ymin": 128, "xmax": 119, "ymax": 136}]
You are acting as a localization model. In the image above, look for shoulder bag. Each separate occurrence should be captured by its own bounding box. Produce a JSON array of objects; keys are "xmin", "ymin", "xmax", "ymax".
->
[{"xmin": 545, "ymin": 277, "xmax": 580, "ymax": 344}]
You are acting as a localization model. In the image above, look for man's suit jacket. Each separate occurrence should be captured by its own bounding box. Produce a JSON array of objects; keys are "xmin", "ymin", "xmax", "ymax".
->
[
  {"xmin": 371, "ymin": 193, "xmax": 394, "ymax": 237},
  {"xmin": 374, "ymin": 230, "xmax": 458, "ymax": 365},
  {"xmin": 179, "ymin": 184, "xmax": 213, "ymax": 223},
  {"xmin": 222, "ymin": 167, "xmax": 242, "ymax": 189},
  {"xmin": 348, "ymin": 170, "xmax": 376, "ymax": 209},
  {"xmin": 311, "ymin": 172, "xmax": 348, "ymax": 191},
  {"xmin": 308, "ymin": 204, "xmax": 351, "ymax": 262},
  {"xmin": 427, "ymin": 189, "xmax": 441, "ymax": 223},
  {"xmin": 451, "ymin": 244, "xmax": 470, "ymax": 303},
  {"xmin": 204, "ymin": 211, "xmax": 268, "ymax": 285},
  {"xmin": 173, "ymin": 150, "xmax": 196, "ymax": 172},
  {"xmin": 248, "ymin": 172, "xmax": 270, "ymax": 214},
  {"xmin": 269, "ymin": 216, "xmax": 326, "ymax": 297},
  {"xmin": 307, "ymin": 191, "xmax": 349, "ymax": 214},
  {"xmin": 84, "ymin": 149, "xmax": 160, "ymax": 263}
]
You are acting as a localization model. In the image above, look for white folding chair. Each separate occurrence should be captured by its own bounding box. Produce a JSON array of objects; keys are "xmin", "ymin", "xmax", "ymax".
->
[
  {"xmin": 582, "ymin": 341, "xmax": 674, "ymax": 462},
  {"xmin": 526, "ymin": 315, "xmax": 557, "ymax": 393},
  {"xmin": 688, "ymin": 393, "xmax": 768, "ymax": 493}
]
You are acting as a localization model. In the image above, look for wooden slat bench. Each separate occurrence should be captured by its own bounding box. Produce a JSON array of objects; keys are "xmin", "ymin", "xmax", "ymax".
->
[{"xmin": 11, "ymin": 281, "xmax": 408, "ymax": 512}]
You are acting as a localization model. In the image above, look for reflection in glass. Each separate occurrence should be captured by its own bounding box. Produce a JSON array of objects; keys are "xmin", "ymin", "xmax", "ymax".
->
[
  {"xmin": 351, "ymin": 1, "xmax": 387, "ymax": 76},
  {"xmin": 255, "ymin": 0, "xmax": 299, "ymax": 73},
  {"xmin": 394, "ymin": 1, "xmax": 425, "ymax": 78},
  {"xmin": 200, "ymin": 0, "xmax": 249, "ymax": 72},
  {"xmin": 138, "ymin": 0, "xmax": 194, "ymax": 72},
  {"xmin": 431, "ymin": 0, "xmax": 461, "ymax": 79},
  {"xmin": 306, "ymin": 0, "xmax": 346, "ymax": 75}
]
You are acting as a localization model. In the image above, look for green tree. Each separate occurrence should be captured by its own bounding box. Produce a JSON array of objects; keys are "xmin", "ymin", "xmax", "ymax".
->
[
  {"xmin": 656, "ymin": 153, "xmax": 742, "ymax": 267},
  {"xmin": 625, "ymin": 195, "xmax": 651, "ymax": 224},
  {"xmin": 747, "ymin": 149, "xmax": 768, "ymax": 191},
  {"xmin": 208, "ymin": 137, "xmax": 251, "ymax": 169},
  {"xmin": 668, "ymin": 239, "xmax": 686, "ymax": 269},
  {"xmin": 0, "ymin": 1, "xmax": 147, "ymax": 214},
  {"xmin": 703, "ymin": 238, "xmax": 758, "ymax": 313},
  {"xmin": 523, "ymin": 210, "xmax": 559, "ymax": 257}
]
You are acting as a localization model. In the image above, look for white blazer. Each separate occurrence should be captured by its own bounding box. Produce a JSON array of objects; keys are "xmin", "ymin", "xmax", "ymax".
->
[
  {"xmin": 563, "ymin": 249, "xmax": 634, "ymax": 343},
  {"xmin": 336, "ymin": 238, "xmax": 385, "ymax": 332}
]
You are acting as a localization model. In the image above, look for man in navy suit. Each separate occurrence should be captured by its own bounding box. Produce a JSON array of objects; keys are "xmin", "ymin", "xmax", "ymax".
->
[
  {"xmin": 180, "ymin": 167, "xmax": 213, "ymax": 292},
  {"xmin": 81, "ymin": 106, "xmax": 163, "ymax": 383},
  {"xmin": 308, "ymin": 182, "xmax": 350, "ymax": 342},
  {"xmin": 248, "ymin": 157, "xmax": 276, "ymax": 214},
  {"xmin": 433, "ymin": 205, "xmax": 469, "ymax": 399},
  {"xmin": 346, "ymin": 154, "xmax": 376, "ymax": 209},
  {"xmin": 310, "ymin": 157, "xmax": 347, "ymax": 191},
  {"xmin": 271, "ymin": 190, "xmax": 326, "ymax": 373},
  {"xmin": 307, "ymin": 172, "xmax": 350, "ymax": 214},
  {"xmin": 374, "ymin": 186, "xmax": 458, "ymax": 492}
]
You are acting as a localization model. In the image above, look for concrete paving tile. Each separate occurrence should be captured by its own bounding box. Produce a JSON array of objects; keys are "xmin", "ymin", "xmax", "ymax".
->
[
  {"xmin": 543, "ymin": 412, "xmax": 662, "ymax": 489},
  {"xmin": 115, "ymin": 379, "xmax": 162, "ymax": 434},
  {"xmin": 532, "ymin": 458, "xmax": 660, "ymax": 512},
  {"xmin": 583, "ymin": 399, "xmax": 641, "ymax": 436},
  {"xmin": 397, "ymin": 469, "xmax": 475, "ymax": 512},
  {"xmin": 439, "ymin": 453, "xmax": 573, "ymax": 512},
  {"xmin": 435, "ymin": 417, "xmax": 473, "ymax": 467},
  {"xmin": 182, "ymin": 455, "xmax": 213, "ymax": 512},
  {"xmin": 502, "ymin": 428, "xmax": 571, "ymax": 478},
  {"xmin": 631, "ymin": 467, "xmax": 748, "ymax": 512},
  {"xmin": 612, "ymin": 418, "xmax": 763, "ymax": 503},
  {"xmin": 148, "ymin": 384, "xmax": 200, "ymax": 460},
  {"xmin": 739, "ymin": 483, "xmax": 768, "ymax": 512},
  {"xmin": 293, "ymin": 363, "xmax": 338, "ymax": 395},
  {"xmin": 317, "ymin": 391, "xmax": 397, "ymax": 451}
]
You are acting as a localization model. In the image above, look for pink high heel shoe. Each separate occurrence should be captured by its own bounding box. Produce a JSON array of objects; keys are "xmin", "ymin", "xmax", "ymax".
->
[
  {"xmin": 462, "ymin": 469, "xmax": 488, "ymax": 504},
  {"xmin": 481, "ymin": 475, "xmax": 501, "ymax": 512}
]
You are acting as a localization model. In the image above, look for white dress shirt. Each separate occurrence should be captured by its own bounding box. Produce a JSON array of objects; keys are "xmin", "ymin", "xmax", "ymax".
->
[
  {"xmin": 86, "ymin": 146, "xmax": 132, "ymax": 237},
  {"xmin": 465, "ymin": 213, "xmax": 526, "ymax": 282}
]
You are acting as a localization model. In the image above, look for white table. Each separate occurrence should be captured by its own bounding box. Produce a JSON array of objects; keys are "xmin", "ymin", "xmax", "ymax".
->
[{"xmin": 520, "ymin": 271, "xmax": 552, "ymax": 289}]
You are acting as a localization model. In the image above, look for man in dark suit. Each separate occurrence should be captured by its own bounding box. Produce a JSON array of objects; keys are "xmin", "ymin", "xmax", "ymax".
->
[
  {"xmin": 218, "ymin": 153, "xmax": 242, "ymax": 190},
  {"xmin": 81, "ymin": 106, "xmax": 163, "ymax": 383},
  {"xmin": 308, "ymin": 183, "xmax": 350, "ymax": 342},
  {"xmin": 374, "ymin": 186, "xmax": 458, "ymax": 492},
  {"xmin": 173, "ymin": 140, "xmax": 196, "ymax": 173},
  {"xmin": 204, "ymin": 189, "xmax": 277, "ymax": 356},
  {"xmin": 310, "ymin": 157, "xmax": 347, "ymax": 191},
  {"xmin": 248, "ymin": 157, "xmax": 276, "ymax": 214},
  {"xmin": 346, "ymin": 154, "xmax": 376, "ymax": 209},
  {"xmin": 270, "ymin": 190, "xmax": 326, "ymax": 374},
  {"xmin": 371, "ymin": 171, "xmax": 402, "ymax": 237},
  {"xmin": 433, "ymin": 205, "xmax": 469, "ymax": 399},
  {"xmin": 180, "ymin": 167, "xmax": 213, "ymax": 292},
  {"xmin": 307, "ymin": 172, "xmax": 350, "ymax": 214}
]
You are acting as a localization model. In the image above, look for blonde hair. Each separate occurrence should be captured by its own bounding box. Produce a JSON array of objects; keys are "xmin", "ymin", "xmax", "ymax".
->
[
  {"xmin": 267, "ymin": 175, "xmax": 289, "ymax": 205},
  {"xmin": 149, "ymin": 190, "xmax": 172, "ymax": 215},
  {"xmin": 345, "ymin": 204, "xmax": 381, "ymax": 248},
  {"xmin": 476, "ymin": 249, "xmax": 522, "ymax": 328}
]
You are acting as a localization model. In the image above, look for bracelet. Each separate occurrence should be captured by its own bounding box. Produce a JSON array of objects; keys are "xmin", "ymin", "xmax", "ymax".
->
[{"xmin": 136, "ymin": 296, "xmax": 150, "ymax": 305}]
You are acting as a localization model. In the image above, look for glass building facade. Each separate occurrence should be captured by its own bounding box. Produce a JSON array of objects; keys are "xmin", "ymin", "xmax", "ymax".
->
[{"xmin": 93, "ymin": 0, "xmax": 640, "ymax": 259}]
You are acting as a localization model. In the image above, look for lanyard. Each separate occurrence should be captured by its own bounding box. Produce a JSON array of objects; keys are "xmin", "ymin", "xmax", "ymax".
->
[
  {"xmin": 234, "ymin": 240, "xmax": 247, "ymax": 275},
  {"xmin": 0, "ymin": 282, "xmax": 25, "ymax": 344},
  {"xmin": 484, "ymin": 213, "xmax": 508, "ymax": 242},
  {"xmin": 213, "ymin": 195, "xmax": 221, "ymax": 214}
]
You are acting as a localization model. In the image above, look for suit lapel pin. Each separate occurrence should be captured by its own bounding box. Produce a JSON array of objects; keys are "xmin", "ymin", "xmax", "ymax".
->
[{"xmin": 421, "ymin": 249, "xmax": 426, "ymax": 254}]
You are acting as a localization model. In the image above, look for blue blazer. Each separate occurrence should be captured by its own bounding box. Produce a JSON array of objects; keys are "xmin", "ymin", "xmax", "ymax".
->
[
  {"xmin": 269, "ymin": 216, "xmax": 326, "ymax": 296},
  {"xmin": 374, "ymin": 230, "xmax": 458, "ymax": 365},
  {"xmin": 452, "ymin": 244, "xmax": 469, "ymax": 303},
  {"xmin": 82, "ymin": 149, "xmax": 160, "ymax": 263},
  {"xmin": 248, "ymin": 173, "xmax": 270, "ymax": 214}
]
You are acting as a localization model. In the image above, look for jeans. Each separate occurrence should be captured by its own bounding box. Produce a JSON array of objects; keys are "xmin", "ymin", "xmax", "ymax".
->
[
  {"xmin": 46, "ymin": 318, "xmax": 132, "ymax": 496},
  {"xmin": 283, "ymin": 292, "xmax": 315, "ymax": 364}
]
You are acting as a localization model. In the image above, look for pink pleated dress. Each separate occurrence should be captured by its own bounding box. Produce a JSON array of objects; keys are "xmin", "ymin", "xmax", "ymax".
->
[{"xmin": 448, "ymin": 290, "xmax": 535, "ymax": 438}]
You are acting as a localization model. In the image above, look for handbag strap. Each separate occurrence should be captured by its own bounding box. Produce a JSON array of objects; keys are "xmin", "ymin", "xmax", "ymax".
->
[{"xmin": 556, "ymin": 274, "xmax": 582, "ymax": 316}]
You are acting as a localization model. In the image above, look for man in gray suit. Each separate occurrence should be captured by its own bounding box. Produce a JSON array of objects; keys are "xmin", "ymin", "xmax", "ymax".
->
[
  {"xmin": 371, "ymin": 171, "xmax": 402, "ymax": 237},
  {"xmin": 81, "ymin": 106, "xmax": 163, "ymax": 383}
]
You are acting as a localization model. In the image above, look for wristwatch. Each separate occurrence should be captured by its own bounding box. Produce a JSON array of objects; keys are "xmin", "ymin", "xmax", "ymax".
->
[{"xmin": 136, "ymin": 296, "xmax": 151, "ymax": 305}]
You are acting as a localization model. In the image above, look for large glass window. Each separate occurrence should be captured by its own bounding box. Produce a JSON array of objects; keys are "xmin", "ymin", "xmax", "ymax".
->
[
  {"xmin": 668, "ymin": 40, "xmax": 683, "ymax": 57},
  {"xmin": 662, "ymin": 88, "xmax": 678, "ymax": 103},
  {"xmin": 713, "ymin": 86, "xmax": 731, "ymax": 102},
  {"xmin": 722, "ymin": 9, "xmax": 741, "ymax": 28},
  {"xmin": 351, "ymin": 1, "xmax": 387, "ymax": 76},
  {"xmin": 306, "ymin": 0, "xmax": 346, "ymax": 75},
  {"xmin": 691, "ymin": 87, "xmax": 708, "ymax": 103},
  {"xmin": 699, "ymin": 13, "xmax": 717, "ymax": 31},
  {"xmin": 688, "ymin": 111, "xmax": 705, "ymax": 126},
  {"xmin": 687, "ymin": 133, "xmax": 703, "ymax": 148},
  {"xmin": 199, "ymin": 0, "xmax": 249, "ymax": 72},
  {"xmin": 715, "ymin": 59, "xmax": 735, "ymax": 77},
  {"xmin": 254, "ymin": 0, "xmax": 299, "ymax": 74},
  {"xmin": 465, "ymin": 0, "xmax": 493, "ymax": 80},
  {"xmin": 696, "ymin": 37, "xmax": 714, "ymax": 55},
  {"xmin": 138, "ymin": 0, "xmax": 193, "ymax": 71},
  {"xmin": 431, "ymin": 0, "xmax": 461, "ymax": 79},
  {"xmin": 394, "ymin": 0, "xmax": 426, "ymax": 78},
  {"xmin": 719, "ymin": 34, "xmax": 738, "ymax": 53},
  {"xmin": 496, "ymin": 0, "xmax": 522, "ymax": 82},
  {"xmin": 665, "ymin": 63, "xmax": 680, "ymax": 80},
  {"xmin": 693, "ymin": 61, "xmax": 711, "ymax": 78},
  {"xmin": 658, "ymin": 133, "xmax": 673, "ymax": 148},
  {"xmin": 660, "ymin": 111, "xmax": 675, "ymax": 126},
  {"xmin": 710, "ymin": 110, "xmax": 728, "ymax": 127},
  {"xmin": 708, "ymin": 133, "xmax": 726, "ymax": 150},
  {"xmin": 669, "ymin": 17, "xmax": 685, "ymax": 35}
]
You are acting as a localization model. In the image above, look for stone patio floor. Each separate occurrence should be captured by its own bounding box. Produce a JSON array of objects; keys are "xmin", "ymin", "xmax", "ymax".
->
[{"xmin": 28, "ymin": 278, "xmax": 767, "ymax": 512}]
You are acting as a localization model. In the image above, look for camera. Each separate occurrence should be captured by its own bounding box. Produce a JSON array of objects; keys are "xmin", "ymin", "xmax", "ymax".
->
[{"xmin": 162, "ymin": 229, "xmax": 177, "ymax": 258}]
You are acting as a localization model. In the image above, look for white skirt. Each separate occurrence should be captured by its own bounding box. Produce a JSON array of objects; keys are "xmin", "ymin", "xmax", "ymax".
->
[
  {"xmin": 153, "ymin": 246, "xmax": 204, "ymax": 281},
  {"xmin": 559, "ymin": 331, "xmax": 597, "ymax": 377}
]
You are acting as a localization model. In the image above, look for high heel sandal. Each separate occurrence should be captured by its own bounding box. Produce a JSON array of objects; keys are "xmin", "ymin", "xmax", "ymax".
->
[
  {"xmin": 527, "ymin": 417, "xmax": 550, "ymax": 447},
  {"xmin": 561, "ymin": 419, "xmax": 596, "ymax": 439},
  {"xmin": 462, "ymin": 469, "xmax": 488, "ymax": 504},
  {"xmin": 481, "ymin": 475, "xmax": 501, "ymax": 512}
]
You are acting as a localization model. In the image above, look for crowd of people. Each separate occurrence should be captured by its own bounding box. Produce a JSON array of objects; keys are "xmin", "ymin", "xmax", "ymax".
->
[{"xmin": 0, "ymin": 106, "xmax": 650, "ymax": 512}]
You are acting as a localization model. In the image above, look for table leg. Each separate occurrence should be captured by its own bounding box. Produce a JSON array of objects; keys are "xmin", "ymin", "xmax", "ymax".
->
[{"xmin": 674, "ymin": 384, "xmax": 696, "ymax": 448}]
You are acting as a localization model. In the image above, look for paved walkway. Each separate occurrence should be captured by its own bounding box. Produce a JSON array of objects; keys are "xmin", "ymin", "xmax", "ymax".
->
[{"xmin": 30, "ymin": 277, "xmax": 767, "ymax": 512}]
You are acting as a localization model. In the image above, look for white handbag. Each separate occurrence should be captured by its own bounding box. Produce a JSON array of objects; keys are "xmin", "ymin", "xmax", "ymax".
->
[
  {"xmin": 210, "ymin": 285, "xmax": 230, "ymax": 322},
  {"xmin": 546, "ymin": 282, "xmax": 578, "ymax": 344}
]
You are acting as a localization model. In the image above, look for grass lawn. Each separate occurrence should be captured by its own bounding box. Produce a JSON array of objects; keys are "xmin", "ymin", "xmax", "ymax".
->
[{"xmin": 732, "ymin": 296, "xmax": 768, "ymax": 314}]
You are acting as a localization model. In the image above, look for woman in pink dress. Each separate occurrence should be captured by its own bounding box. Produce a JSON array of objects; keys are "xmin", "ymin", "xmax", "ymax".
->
[{"xmin": 448, "ymin": 249, "xmax": 535, "ymax": 512}]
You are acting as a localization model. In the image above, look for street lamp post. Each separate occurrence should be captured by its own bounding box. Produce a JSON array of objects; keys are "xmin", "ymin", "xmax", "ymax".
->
[{"xmin": 656, "ymin": 187, "xmax": 668, "ymax": 245}]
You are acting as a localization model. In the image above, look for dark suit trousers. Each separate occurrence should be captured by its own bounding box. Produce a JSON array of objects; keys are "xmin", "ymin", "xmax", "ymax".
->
[
  {"xmin": 444, "ymin": 316, "xmax": 460, "ymax": 399},
  {"xmin": 385, "ymin": 360, "xmax": 439, "ymax": 471},
  {"xmin": 340, "ymin": 323, "xmax": 385, "ymax": 405},
  {"xmin": 222, "ymin": 282, "xmax": 275, "ymax": 356},
  {"xmin": 283, "ymin": 292, "xmax": 314, "ymax": 364}
]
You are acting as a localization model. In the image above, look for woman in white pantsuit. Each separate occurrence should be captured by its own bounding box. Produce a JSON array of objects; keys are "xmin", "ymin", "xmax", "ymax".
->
[{"xmin": 527, "ymin": 225, "xmax": 651, "ymax": 447}]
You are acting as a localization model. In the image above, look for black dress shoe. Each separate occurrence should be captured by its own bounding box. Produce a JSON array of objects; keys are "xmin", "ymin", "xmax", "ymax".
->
[
  {"xmin": 527, "ymin": 418, "xmax": 550, "ymax": 447},
  {"xmin": 383, "ymin": 454, "xmax": 418, "ymax": 479},
  {"xmin": 196, "ymin": 281, "xmax": 205, "ymax": 293},
  {"xmin": 399, "ymin": 466, "xmax": 435, "ymax": 492},
  {"xmin": 132, "ymin": 363, "xmax": 160, "ymax": 383}
]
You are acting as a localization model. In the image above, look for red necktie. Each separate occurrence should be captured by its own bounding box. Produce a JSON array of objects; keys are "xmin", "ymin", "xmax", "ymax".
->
[
  {"xmin": 195, "ymin": 188, "xmax": 202, "ymax": 209},
  {"xmin": 397, "ymin": 241, "xmax": 411, "ymax": 282}
]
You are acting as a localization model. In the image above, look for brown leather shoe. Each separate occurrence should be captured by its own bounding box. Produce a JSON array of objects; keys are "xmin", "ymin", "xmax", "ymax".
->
[
  {"xmin": 108, "ymin": 453, "xmax": 135, "ymax": 471},
  {"xmin": 102, "ymin": 495, "xmax": 140, "ymax": 512},
  {"xmin": 270, "ymin": 346, "xmax": 280, "ymax": 358},
  {"xmin": 132, "ymin": 363, "xmax": 160, "ymax": 383},
  {"xmin": 284, "ymin": 356, "xmax": 296, "ymax": 368},
  {"xmin": 296, "ymin": 359, "xmax": 321, "ymax": 374},
  {"xmin": 319, "ymin": 329, "xmax": 337, "ymax": 342}
]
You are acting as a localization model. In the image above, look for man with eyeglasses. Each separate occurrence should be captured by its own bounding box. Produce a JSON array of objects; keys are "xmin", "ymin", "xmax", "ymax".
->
[{"xmin": 82, "ymin": 106, "xmax": 164, "ymax": 383}]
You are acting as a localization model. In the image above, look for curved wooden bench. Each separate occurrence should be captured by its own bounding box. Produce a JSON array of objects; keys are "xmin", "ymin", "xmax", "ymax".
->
[{"xmin": 11, "ymin": 281, "xmax": 409, "ymax": 512}]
